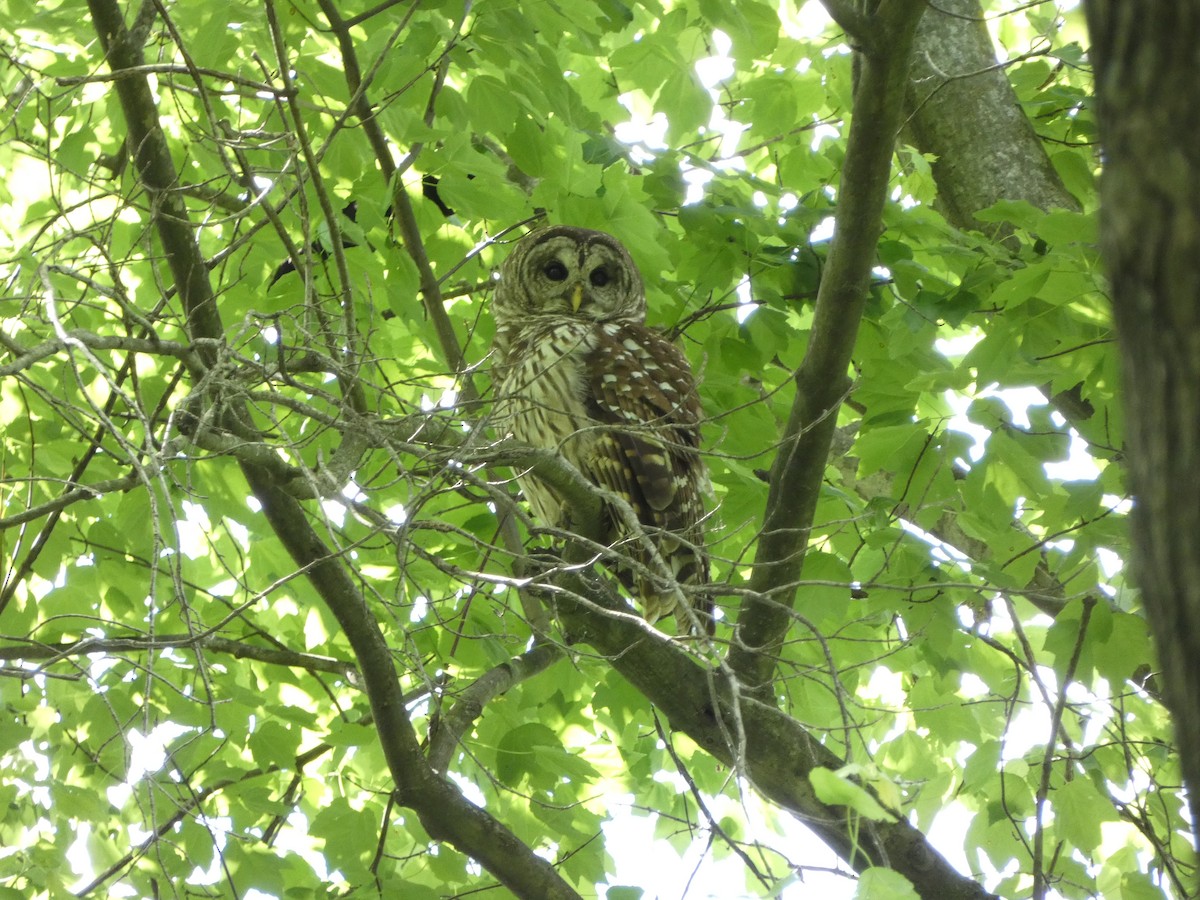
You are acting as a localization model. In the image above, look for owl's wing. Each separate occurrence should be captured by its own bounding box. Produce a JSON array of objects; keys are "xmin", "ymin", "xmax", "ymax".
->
[
  {"xmin": 584, "ymin": 322, "xmax": 705, "ymax": 529},
  {"xmin": 584, "ymin": 321, "xmax": 712, "ymax": 631}
]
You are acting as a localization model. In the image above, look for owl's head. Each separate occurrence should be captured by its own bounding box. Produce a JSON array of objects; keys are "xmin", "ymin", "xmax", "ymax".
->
[{"xmin": 493, "ymin": 226, "xmax": 646, "ymax": 326}]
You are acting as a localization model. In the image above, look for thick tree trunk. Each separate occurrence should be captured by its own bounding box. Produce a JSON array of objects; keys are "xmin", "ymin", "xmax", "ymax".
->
[
  {"xmin": 904, "ymin": 0, "xmax": 1079, "ymax": 231},
  {"xmin": 1085, "ymin": 1, "xmax": 1200, "ymax": 853}
]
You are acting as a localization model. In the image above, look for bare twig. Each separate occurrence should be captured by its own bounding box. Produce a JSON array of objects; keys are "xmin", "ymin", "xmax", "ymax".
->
[
  {"xmin": 0, "ymin": 634, "xmax": 358, "ymax": 677},
  {"xmin": 1032, "ymin": 598, "xmax": 1095, "ymax": 899}
]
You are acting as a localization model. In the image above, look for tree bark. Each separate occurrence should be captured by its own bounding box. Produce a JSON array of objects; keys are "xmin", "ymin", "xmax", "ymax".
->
[
  {"xmin": 904, "ymin": 0, "xmax": 1079, "ymax": 233},
  {"xmin": 1085, "ymin": 0, "xmax": 1200, "ymax": 856}
]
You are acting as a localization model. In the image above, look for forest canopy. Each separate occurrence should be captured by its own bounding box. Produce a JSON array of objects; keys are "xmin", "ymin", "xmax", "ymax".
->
[{"xmin": 0, "ymin": 1, "xmax": 1190, "ymax": 898}]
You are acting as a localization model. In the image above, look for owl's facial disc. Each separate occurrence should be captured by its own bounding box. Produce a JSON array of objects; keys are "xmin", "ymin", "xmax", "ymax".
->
[
  {"xmin": 532, "ymin": 244, "xmax": 608, "ymax": 313},
  {"xmin": 495, "ymin": 226, "xmax": 646, "ymax": 325}
]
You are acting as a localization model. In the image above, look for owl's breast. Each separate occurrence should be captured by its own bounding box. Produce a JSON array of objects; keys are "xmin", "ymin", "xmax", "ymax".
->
[{"xmin": 493, "ymin": 320, "xmax": 602, "ymax": 525}]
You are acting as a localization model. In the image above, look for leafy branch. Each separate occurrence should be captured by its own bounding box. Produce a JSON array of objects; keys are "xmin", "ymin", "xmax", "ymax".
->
[{"xmin": 84, "ymin": 2, "xmax": 584, "ymax": 897}]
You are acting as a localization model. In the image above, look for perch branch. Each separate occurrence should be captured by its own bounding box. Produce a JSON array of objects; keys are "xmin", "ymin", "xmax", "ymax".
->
[{"xmin": 549, "ymin": 547, "xmax": 996, "ymax": 899}]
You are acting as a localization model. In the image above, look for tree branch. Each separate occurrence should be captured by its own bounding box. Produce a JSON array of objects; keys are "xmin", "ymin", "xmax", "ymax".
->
[
  {"xmin": 241, "ymin": 463, "xmax": 582, "ymax": 900},
  {"xmin": 1031, "ymin": 597, "xmax": 1094, "ymax": 898},
  {"xmin": 55, "ymin": 63, "xmax": 287, "ymax": 97},
  {"xmin": 85, "ymin": 5, "xmax": 583, "ymax": 895},
  {"xmin": 504, "ymin": 437, "xmax": 994, "ymax": 894},
  {"xmin": 0, "ymin": 330, "xmax": 203, "ymax": 377},
  {"xmin": 427, "ymin": 643, "xmax": 565, "ymax": 773},
  {"xmin": 819, "ymin": 0, "xmax": 871, "ymax": 44},
  {"xmin": 730, "ymin": 0, "xmax": 930, "ymax": 696},
  {"xmin": 826, "ymin": 425, "xmax": 1111, "ymax": 619},
  {"xmin": 903, "ymin": 0, "xmax": 1079, "ymax": 236},
  {"xmin": 0, "ymin": 473, "xmax": 141, "ymax": 529},
  {"xmin": 0, "ymin": 634, "xmax": 357, "ymax": 677},
  {"xmin": 86, "ymin": 0, "xmax": 222, "ymax": 370},
  {"xmin": 314, "ymin": 0, "xmax": 471, "ymax": 384},
  {"xmin": 552, "ymin": 562, "xmax": 997, "ymax": 899},
  {"xmin": 1086, "ymin": 0, "xmax": 1200, "ymax": 852}
]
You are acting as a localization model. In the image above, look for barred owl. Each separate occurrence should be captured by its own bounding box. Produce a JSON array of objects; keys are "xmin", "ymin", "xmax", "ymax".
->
[{"xmin": 491, "ymin": 225, "xmax": 712, "ymax": 634}]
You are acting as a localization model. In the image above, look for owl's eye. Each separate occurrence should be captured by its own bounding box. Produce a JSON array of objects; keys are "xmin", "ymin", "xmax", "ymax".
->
[
  {"xmin": 543, "ymin": 261, "xmax": 569, "ymax": 281},
  {"xmin": 589, "ymin": 267, "xmax": 611, "ymax": 288}
]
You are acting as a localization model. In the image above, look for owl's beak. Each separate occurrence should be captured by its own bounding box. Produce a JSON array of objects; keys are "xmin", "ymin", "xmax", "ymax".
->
[{"xmin": 570, "ymin": 283, "xmax": 584, "ymax": 312}]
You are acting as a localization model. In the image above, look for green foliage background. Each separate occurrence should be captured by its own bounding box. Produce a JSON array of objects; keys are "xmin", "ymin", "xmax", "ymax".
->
[{"xmin": 0, "ymin": 0, "xmax": 1189, "ymax": 897}]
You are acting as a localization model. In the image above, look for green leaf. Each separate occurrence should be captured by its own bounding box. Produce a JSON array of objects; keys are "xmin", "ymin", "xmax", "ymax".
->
[
  {"xmin": 987, "ymin": 261, "xmax": 1051, "ymax": 309},
  {"xmin": 1035, "ymin": 210, "xmax": 1097, "ymax": 246},
  {"xmin": 311, "ymin": 798, "xmax": 376, "ymax": 878},
  {"xmin": 699, "ymin": 0, "xmax": 779, "ymax": 59},
  {"xmin": 809, "ymin": 768, "xmax": 893, "ymax": 821},
  {"xmin": 854, "ymin": 424, "xmax": 928, "ymax": 477},
  {"xmin": 1054, "ymin": 778, "xmax": 1117, "ymax": 853},
  {"xmin": 247, "ymin": 719, "xmax": 300, "ymax": 770},
  {"xmin": 496, "ymin": 723, "xmax": 561, "ymax": 787},
  {"xmin": 507, "ymin": 115, "xmax": 549, "ymax": 176},
  {"xmin": 797, "ymin": 551, "xmax": 853, "ymax": 627},
  {"xmin": 854, "ymin": 867, "xmax": 920, "ymax": 900},
  {"xmin": 467, "ymin": 75, "xmax": 521, "ymax": 138}
]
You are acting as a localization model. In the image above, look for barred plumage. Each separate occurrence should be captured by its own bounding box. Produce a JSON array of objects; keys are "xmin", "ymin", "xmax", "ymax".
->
[{"xmin": 491, "ymin": 226, "xmax": 711, "ymax": 634}]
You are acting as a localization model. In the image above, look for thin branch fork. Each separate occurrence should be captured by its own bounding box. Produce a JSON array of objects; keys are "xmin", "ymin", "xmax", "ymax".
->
[{"xmin": 426, "ymin": 642, "xmax": 565, "ymax": 773}]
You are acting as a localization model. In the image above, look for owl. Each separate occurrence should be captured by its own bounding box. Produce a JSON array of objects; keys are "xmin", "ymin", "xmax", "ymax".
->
[{"xmin": 491, "ymin": 225, "xmax": 712, "ymax": 634}]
